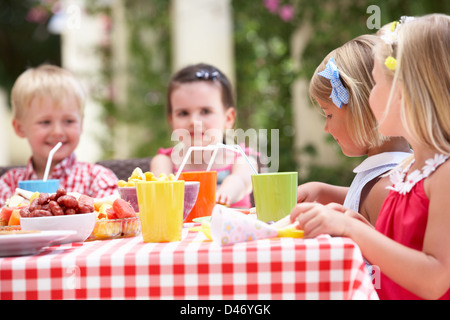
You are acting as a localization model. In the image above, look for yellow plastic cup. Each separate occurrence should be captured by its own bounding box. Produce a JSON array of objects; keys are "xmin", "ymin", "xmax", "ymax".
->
[{"xmin": 136, "ymin": 180, "xmax": 185, "ymax": 242}]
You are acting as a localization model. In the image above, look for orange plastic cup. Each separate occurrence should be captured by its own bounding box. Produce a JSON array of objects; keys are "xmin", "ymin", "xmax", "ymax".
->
[{"xmin": 179, "ymin": 171, "xmax": 217, "ymax": 222}]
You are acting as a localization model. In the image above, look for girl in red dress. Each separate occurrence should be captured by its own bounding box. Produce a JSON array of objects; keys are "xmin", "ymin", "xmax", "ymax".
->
[{"xmin": 290, "ymin": 14, "xmax": 450, "ymax": 300}]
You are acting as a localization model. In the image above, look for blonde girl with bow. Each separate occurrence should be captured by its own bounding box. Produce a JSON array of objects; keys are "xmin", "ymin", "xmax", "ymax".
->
[
  {"xmin": 291, "ymin": 14, "xmax": 450, "ymax": 300},
  {"xmin": 297, "ymin": 34, "xmax": 411, "ymax": 226}
]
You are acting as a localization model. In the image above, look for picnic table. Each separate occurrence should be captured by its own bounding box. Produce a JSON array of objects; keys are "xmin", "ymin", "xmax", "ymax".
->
[{"xmin": 0, "ymin": 226, "xmax": 378, "ymax": 300}]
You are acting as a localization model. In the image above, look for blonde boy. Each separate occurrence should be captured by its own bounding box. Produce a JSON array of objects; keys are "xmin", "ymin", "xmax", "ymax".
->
[{"xmin": 0, "ymin": 64, "xmax": 118, "ymax": 206}]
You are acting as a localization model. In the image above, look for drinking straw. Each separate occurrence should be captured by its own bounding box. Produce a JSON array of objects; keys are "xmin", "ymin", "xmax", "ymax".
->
[
  {"xmin": 206, "ymin": 147, "xmax": 219, "ymax": 172},
  {"xmin": 174, "ymin": 145, "xmax": 216, "ymax": 180},
  {"xmin": 174, "ymin": 143, "xmax": 258, "ymax": 181},
  {"xmin": 216, "ymin": 143, "xmax": 258, "ymax": 175},
  {"xmin": 43, "ymin": 142, "xmax": 62, "ymax": 181}
]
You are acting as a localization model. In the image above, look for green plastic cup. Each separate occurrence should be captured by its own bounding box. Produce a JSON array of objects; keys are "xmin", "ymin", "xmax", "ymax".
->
[{"xmin": 251, "ymin": 172, "xmax": 298, "ymax": 223}]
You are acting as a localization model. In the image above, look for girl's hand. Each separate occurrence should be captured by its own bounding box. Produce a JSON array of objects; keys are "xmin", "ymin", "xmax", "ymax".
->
[
  {"xmin": 297, "ymin": 182, "xmax": 349, "ymax": 205},
  {"xmin": 216, "ymin": 156, "xmax": 257, "ymax": 207},
  {"xmin": 216, "ymin": 192, "xmax": 231, "ymax": 207},
  {"xmin": 290, "ymin": 202, "xmax": 353, "ymax": 238},
  {"xmin": 297, "ymin": 182, "xmax": 321, "ymax": 203},
  {"xmin": 322, "ymin": 202, "xmax": 373, "ymax": 225}
]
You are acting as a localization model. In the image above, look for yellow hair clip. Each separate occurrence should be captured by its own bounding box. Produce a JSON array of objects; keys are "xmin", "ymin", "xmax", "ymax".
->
[
  {"xmin": 390, "ymin": 21, "xmax": 399, "ymax": 32},
  {"xmin": 384, "ymin": 56, "xmax": 397, "ymax": 71}
]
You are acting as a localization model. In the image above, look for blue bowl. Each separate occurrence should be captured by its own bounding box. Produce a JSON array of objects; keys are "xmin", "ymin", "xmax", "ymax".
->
[{"xmin": 18, "ymin": 179, "xmax": 60, "ymax": 193}]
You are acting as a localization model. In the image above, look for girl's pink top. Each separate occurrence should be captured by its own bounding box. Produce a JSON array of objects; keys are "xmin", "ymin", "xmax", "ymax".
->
[
  {"xmin": 375, "ymin": 155, "xmax": 450, "ymax": 300},
  {"xmin": 157, "ymin": 146, "xmax": 256, "ymax": 208}
]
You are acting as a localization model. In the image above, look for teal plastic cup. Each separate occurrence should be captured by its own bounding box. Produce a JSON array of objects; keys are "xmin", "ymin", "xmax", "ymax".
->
[{"xmin": 18, "ymin": 179, "xmax": 60, "ymax": 193}]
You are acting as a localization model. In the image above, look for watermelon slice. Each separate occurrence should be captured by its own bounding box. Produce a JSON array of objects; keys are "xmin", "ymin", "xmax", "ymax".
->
[
  {"xmin": 106, "ymin": 207, "xmax": 118, "ymax": 220},
  {"xmin": 112, "ymin": 198, "xmax": 136, "ymax": 219},
  {"xmin": 1, "ymin": 207, "xmax": 14, "ymax": 224}
]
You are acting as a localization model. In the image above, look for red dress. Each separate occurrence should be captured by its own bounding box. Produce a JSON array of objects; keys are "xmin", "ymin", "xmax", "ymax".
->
[{"xmin": 375, "ymin": 155, "xmax": 450, "ymax": 300}]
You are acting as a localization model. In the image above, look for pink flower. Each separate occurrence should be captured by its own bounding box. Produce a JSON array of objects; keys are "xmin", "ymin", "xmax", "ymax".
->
[
  {"xmin": 279, "ymin": 4, "xmax": 294, "ymax": 22},
  {"xmin": 264, "ymin": 0, "xmax": 279, "ymax": 13},
  {"xmin": 26, "ymin": 7, "xmax": 49, "ymax": 24}
]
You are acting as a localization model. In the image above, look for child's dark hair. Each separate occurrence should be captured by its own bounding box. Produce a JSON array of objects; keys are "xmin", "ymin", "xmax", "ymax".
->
[{"xmin": 166, "ymin": 63, "xmax": 235, "ymax": 115}]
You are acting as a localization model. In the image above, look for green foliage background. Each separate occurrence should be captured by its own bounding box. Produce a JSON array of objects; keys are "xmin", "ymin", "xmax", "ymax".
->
[
  {"xmin": 87, "ymin": 1, "xmax": 173, "ymax": 159},
  {"xmin": 1, "ymin": 0, "xmax": 448, "ymax": 186},
  {"xmin": 232, "ymin": 0, "xmax": 449, "ymax": 185},
  {"xmin": 0, "ymin": 0, "xmax": 61, "ymax": 101}
]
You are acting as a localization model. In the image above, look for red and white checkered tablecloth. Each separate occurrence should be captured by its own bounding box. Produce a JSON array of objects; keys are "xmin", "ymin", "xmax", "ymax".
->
[{"xmin": 0, "ymin": 228, "xmax": 378, "ymax": 300}]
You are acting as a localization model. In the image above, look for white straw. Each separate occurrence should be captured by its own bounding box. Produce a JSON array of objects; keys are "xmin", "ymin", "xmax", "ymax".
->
[
  {"xmin": 174, "ymin": 143, "xmax": 258, "ymax": 180},
  {"xmin": 175, "ymin": 148, "xmax": 193, "ymax": 180},
  {"xmin": 43, "ymin": 142, "xmax": 62, "ymax": 181},
  {"xmin": 174, "ymin": 145, "xmax": 216, "ymax": 180},
  {"xmin": 218, "ymin": 143, "xmax": 258, "ymax": 175},
  {"xmin": 236, "ymin": 145, "xmax": 258, "ymax": 174},
  {"xmin": 206, "ymin": 148, "xmax": 219, "ymax": 172}
]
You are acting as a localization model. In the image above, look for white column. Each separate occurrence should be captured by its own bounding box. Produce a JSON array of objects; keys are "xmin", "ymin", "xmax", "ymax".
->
[
  {"xmin": 172, "ymin": 0, "xmax": 234, "ymax": 82},
  {"xmin": 59, "ymin": 0, "xmax": 107, "ymax": 163},
  {"xmin": 110, "ymin": 0, "xmax": 133, "ymax": 158}
]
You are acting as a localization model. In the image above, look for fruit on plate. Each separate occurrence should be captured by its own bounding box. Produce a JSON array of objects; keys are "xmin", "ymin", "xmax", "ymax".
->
[
  {"xmin": 10, "ymin": 194, "xmax": 30, "ymax": 207},
  {"xmin": 93, "ymin": 195, "xmax": 116, "ymax": 212},
  {"xmin": 113, "ymin": 198, "xmax": 136, "ymax": 219},
  {"xmin": 0, "ymin": 194, "xmax": 29, "ymax": 226},
  {"xmin": 89, "ymin": 198, "xmax": 140, "ymax": 240},
  {"xmin": 96, "ymin": 203, "xmax": 115, "ymax": 219},
  {"xmin": 1, "ymin": 207, "xmax": 22, "ymax": 226},
  {"xmin": 8, "ymin": 209, "xmax": 21, "ymax": 226},
  {"xmin": 1, "ymin": 207, "xmax": 14, "ymax": 225},
  {"xmin": 89, "ymin": 219, "xmax": 122, "ymax": 240},
  {"xmin": 95, "ymin": 198, "xmax": 136, "ymax": 220}
]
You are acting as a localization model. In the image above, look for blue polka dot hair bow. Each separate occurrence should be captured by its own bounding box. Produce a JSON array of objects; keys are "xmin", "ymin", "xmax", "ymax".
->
[
  {"xmin": 195, "ymin": 70, "xmax": 220, "ymax": 80},
  {"xmin": 317, "ymin": 57, "xmax": 349, "ymax": 109}
]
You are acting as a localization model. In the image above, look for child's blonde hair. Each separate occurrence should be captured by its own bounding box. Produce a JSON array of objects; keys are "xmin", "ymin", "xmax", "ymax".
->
[
  {"xmin": 377, "ymin": 14, "xmax": 450, "ymax": 154},
  {"xmin": 309, "ymin": 34, "xmax": 386, "ymax": 149},
  {"xmin": 11, "ymin": 64, "xmax": 86, "ymax": 120}
]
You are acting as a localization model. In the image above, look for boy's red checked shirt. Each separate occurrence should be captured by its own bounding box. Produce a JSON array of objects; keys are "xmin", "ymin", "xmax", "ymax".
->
[{"xmin": 0, "ymin": 153, "xmax": 118, "ymax": 207}]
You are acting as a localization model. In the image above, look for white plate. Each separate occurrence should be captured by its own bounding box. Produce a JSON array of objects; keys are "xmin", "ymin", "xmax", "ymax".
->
[
  {"xmin": 0, "ymin": 230, "xmax": 76, "ymax": 257},
  {"xmin": 21, "ymin": 212, "xmax": 96, "ymax": 244}
]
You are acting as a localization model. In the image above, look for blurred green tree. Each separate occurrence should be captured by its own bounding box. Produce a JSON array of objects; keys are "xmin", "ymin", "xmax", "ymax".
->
[
  {"xmin": 0, "ymin": 0, "xmax": 61, "ymax": 101},
  {"xmin": 232, "ymin": 0, "xmax": 449, "ymax": 184},
  {"xmin": 2, "ymin": 0, "xmax": 447, "ymax": 186},
  {"xmin": 87, "ymin": 0, "xmax": 172, "ymax": 159}
]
